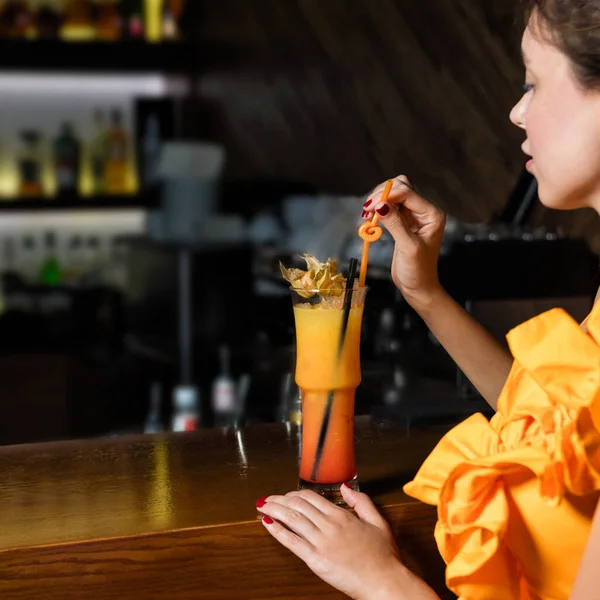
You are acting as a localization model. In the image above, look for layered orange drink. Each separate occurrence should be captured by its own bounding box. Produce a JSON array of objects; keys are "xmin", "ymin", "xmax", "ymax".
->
[{"xmin": 282, "ymin": 255, "xmax": 366, "ymax": 500}]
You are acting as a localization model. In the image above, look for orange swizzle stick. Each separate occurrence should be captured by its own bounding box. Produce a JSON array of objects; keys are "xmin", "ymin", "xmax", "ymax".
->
[{"xmin": 357, "ymin": 179, "xmax": 393, "ymax": 287}]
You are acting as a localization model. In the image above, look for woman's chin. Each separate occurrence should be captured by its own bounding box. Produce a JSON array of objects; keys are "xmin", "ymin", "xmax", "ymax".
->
[
  {"xmin": 537, "ymin": 183, "xmax": 584, "ymax": 211},
  {"xmin": 537, "ymin": 194, "xmax": 567, "ymax": 210}
]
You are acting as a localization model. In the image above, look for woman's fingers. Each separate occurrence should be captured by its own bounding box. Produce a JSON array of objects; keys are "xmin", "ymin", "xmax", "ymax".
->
[
  {"xmin": 261, "ymin": 492, "xmax": 333, "ymax": 525},
  {"xmin": 364, "ymin": 175, "xmax": 440, "ymax": 219},
  {"xmin": 261, "ymin": 515, "xmax": 315, "ymax": 563},
  {"xmin": 366, "ymin": 175, "xmax": 414, "ymax": 207},
  {"xmin": 340, "ymin": 485, "xmax": 392, "ymax": 533},
  {"xmin": 362, "ymin": 177, "xmax": 445, "ymax": 245},
  {"xmin": 257, "ymin": 496, "xmax": 325, "ymax": 542},
  {"xmin": 283, "ymin": 490, "xmax": 341, "ymax": 516}
]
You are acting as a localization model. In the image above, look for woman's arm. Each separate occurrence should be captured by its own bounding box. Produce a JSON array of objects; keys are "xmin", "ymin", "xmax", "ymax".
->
[
  {"xmin": 373, "ymin": 562, "xmax": 441, "ymax": 600},
  {"xmin": 365, "ymin": 177, "xmax": 513, "ymax": 410},
  {"xmin": 413, "ymin": 287, "xmax": 513, "ymax": 410},
  {"xmin": 570, "ymin": 500, "xmax": 600, "ymax": 600}
]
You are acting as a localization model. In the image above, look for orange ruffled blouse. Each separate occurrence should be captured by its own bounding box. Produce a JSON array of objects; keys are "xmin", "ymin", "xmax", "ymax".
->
[{"xmin": 404, "ymin": 304, "xmax": 600, "ymax": 600}]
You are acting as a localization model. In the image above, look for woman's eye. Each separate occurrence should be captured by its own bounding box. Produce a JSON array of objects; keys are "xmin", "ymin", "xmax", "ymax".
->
[{"xmin": 522, "ymin": 83, "xmax": 535, "ymax": 93}]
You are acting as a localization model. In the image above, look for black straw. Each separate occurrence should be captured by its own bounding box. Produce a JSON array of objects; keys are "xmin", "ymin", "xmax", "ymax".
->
[{"xmin": 311, "ymin": 258, "xmax": 359, "ymax": 481}]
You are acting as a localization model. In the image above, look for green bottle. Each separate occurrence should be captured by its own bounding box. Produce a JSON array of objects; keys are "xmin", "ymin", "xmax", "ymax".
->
[
  {"xmin": 39, "ymin": 231, "xmax": 62, "ymax": 286},
  {"xmin": 53, "ymin": 122, "xmax": 81, "ymax": 196}
]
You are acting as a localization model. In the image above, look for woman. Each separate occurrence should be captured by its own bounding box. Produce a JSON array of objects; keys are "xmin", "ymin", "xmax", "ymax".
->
[{"xmin": 255, "ymin": 2, "xmax": 600, "ymax": 599}]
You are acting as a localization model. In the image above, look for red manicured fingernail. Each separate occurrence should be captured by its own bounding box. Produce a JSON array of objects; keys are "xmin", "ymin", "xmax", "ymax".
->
[
  {"xmin": 263, "ymin": 516, "xmax": 274, "ymax": 525},
  {"xmin": 361, "ymin": 210, "xmax": 369, "ymax": 218},
  {"xmin": 342, "ymin": 482, "xmax": 350, "ymax": 489},
  {"xmin": 376, "ymin": 204, "xmax": 390, "ymax": 216},
  {"xmin": 363, "ymin": 199, "xmax": 372, "ymax": 208},
  {"xmin": 256, "ymin": 497, "xmax": 267, "ymax": 508}
]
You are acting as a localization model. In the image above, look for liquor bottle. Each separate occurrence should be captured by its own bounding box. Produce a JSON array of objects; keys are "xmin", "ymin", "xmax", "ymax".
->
[
  {"xmin": 89, "ymin": 110, "xmax": 107, "ymax": 195},
  {"xmin": 94, "ymin": 0, "xmax": 122, "ymax": 40},
  {"xmin": 0, "ymin": 3, "xmax": 14, "ymax": 38},
  {"xmin": 161, "ymin": 4, "xmax": 177, "ymax": 40},
  {"xmin": 169, "ymin": 0, "xmax": 183, "ymax": 19},
  {"xmin": 81, "ymin": 235, "xmax": 101, "ymax": 282},
  {"xmin": 103, "ymin": 108, "xmax": 130, "ymax": 194},
  {"xmin": 18, "ymin": 130, "xmax": 45, "ymax": 197},
  {"xmin": 278, "ymin": 372, "xmax": 302, "ymax": 425},
  {"xmin": 172, "ymin": 385, "xmax": 200, "ymax": 432},
  {"xmin": 143, "ymin": 0, "xmax": 163, "ymax": 42},
  {"xmin": 53, "ymin": 122, "xmax": 81, "ymax": 196},
  {"xmin": 21, "ymin": 235, "xmax": 39, "ymax": 283},
  {"xmin": 38, "ymin": 231, "xmax": 62, "ymax": 286},
  {"xmin": 2, "ymin": 238, "xmax": 16, "ymax": 277},
  {"xmin": 144, "ymin": 382, "xmax": 164, "ymax": 434},
  {"xmin": 61, "ymin": 0, "xmax": 95, "ymax": 40},
  {"xmin": 123, "ymin": 0, "xmax": 143, "ymax": 38},
  {"xmin": 140, "ymin": 113, "xmax": 161, "ymax": 188},
  {"xmin": 36, "ymin": 1, "xmax": 62, "ymax": 39},
  {"xmin": 4, "ymin": 1, "xmax": 34, "ymax": 38},
  {"xmin": 211, "ymin": 345, "xmax": 237, "ymax": 427},
  {"xmin": 63, "ymin": 234, "xmax": 84, "ymax": 283}
]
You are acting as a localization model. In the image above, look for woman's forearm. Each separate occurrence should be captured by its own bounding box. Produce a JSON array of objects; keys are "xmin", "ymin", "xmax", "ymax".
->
[
  {"xmin": 370, "ymin": 560, "xmax": 441, "ymax": 600},
  {"xmin": 411, "ymin": 286, "xmax": 513, "ymax": 410}
]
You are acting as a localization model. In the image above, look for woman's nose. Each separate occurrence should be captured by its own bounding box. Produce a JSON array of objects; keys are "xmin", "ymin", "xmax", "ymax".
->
[{"xmin": 510, "ymin": 96, "xmax": 527, "ymax": 129}]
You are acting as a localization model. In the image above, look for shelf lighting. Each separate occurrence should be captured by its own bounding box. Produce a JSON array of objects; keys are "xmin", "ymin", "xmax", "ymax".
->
[
  {"xmin": 0, "ymin": 210, "xmax": 145, "ymax": 231},
  {"xmin": 0, "ymin": 73, "xmax": 189, "ymax": 97}
]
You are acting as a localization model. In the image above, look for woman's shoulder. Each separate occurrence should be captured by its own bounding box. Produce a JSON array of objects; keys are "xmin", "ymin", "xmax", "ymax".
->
[{"xmin": 495, "ymin": 302, "xmax": 600, "ymax": 417}]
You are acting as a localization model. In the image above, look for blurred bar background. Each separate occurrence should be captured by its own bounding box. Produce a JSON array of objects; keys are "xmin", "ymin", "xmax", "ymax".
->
[{"xmin": 0, "ymin": 0, "xmax": 597, "ymax": 446}]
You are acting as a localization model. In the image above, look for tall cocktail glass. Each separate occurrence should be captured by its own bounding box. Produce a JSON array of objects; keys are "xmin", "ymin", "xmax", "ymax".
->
[{"xmin": 291, "ymin": 286, "xmax": 367, "ymax": 504}]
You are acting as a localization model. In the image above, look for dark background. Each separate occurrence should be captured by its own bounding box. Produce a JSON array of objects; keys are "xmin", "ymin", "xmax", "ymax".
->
[
  {"xmin": 179, "ymin": 0, "xmax": 598, "ymax": 247},
  {"xmin": 0, "ymin": 0, "xmax": 597, "ymax": 446}
]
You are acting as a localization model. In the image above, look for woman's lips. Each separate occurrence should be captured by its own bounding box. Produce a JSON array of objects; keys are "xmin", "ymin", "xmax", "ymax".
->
[{"xmin": 525, "ymin": 158, "xmax": 534, "ymax": 171}]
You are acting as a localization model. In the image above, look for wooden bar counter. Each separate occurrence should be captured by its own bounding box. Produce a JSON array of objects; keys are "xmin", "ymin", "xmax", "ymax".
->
[{"xmin": 0, "ymin": 416, "xmax": 454, "ymax": 599}]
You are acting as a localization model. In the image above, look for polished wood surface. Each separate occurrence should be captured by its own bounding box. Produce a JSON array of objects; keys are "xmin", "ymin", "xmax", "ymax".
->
[{"xmin": 0, "ymin": 417, "xmax": 455, "ymax": 599}]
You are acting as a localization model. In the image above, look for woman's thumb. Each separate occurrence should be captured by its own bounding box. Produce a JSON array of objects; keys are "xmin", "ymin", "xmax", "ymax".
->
[{"xmin": 341, "ymin": 484, "xmax": 388, "ymax": 529}]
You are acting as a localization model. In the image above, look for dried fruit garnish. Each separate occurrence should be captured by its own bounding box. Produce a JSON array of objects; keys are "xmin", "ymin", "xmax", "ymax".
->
[{"xmin": 280, "ymin": 254, "xmax": 346, "ymax": 298}]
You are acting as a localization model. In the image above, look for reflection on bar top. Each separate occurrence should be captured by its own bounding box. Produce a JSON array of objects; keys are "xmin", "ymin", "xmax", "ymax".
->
[{"xmin": 0, "ymin": 416, "xmax": 450, "ymax": 551}]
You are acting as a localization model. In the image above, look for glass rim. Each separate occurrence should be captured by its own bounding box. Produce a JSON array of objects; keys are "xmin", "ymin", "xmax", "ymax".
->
[{"xmin": 288, "ymin": 285, "xmax": 368, "ymax": 294}]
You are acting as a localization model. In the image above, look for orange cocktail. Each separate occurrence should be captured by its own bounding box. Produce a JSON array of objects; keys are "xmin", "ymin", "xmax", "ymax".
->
[{"xmin": 291, "ymin": 287, "xmax": 366, "ymax": 502}]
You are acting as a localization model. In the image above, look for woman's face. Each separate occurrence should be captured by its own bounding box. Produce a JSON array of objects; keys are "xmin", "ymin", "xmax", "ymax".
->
[{"xmin": 510, "ymin": 14, "xmax": 600, "ymax": 212}]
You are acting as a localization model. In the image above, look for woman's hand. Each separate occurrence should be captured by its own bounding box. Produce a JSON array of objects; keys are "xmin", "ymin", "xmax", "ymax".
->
[
  {"xmin": 256, "ymin": 484, "xmax": 408, "ymax": 600},
  {"xmin": 363, "ymin": 175, "xmax": 446, "ymax": 308}
]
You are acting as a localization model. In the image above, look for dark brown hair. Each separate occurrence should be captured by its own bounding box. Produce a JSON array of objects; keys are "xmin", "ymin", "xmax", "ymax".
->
[{"xmin": 523, "ymin": 0, "xmax": 600, "ymax": 89}]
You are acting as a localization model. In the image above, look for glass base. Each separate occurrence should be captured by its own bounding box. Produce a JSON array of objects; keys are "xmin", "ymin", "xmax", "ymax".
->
[{"xmin": 297, "ymin": 475, "xmax": 359, "ymax": 506}]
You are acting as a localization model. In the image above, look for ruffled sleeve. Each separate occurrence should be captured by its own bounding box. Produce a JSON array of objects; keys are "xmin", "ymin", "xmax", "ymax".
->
[
  {"xmin": 574, "ymin": 306, "xmax": 600, "ymax": 490},
  {"xmin": 567, "ymin": 393, "xmax": 600, "ymax": 495},
  {"xmin": 403, "ymin": 305, "xmax": 600, "ymax": 600},
  {"xmin": 403, "ymin": 415, "xmax": 549, "ymax": 599}
]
